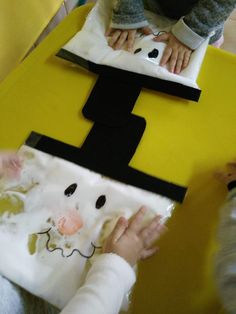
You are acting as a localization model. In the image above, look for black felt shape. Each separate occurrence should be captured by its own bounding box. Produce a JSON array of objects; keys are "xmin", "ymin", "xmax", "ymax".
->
[
  {"xmin": 96, "ymin": 195, "xmax": 106, "ymax": 209},
  {"xmin": 57, "ymin": 49, "xmax": 201, "ymax": 102},
  {"xmin": 81, "ymin": 114, "xmax": 146, "ymax": 166},
  {"xmin": 82, "ymin": 75, "xmax": 145, "ymax": 166},
  {"xmin": 227, "ymin": 180, "xmax": 236, "ymax": 191},
  {"xmin": 30, "ymin": 45, "xmax": 191, "ymax": 204},
  {"xmin": 148, "ymin": 48, "xmax": 159, "ymax": 59},
  {"xmin": 83, "ymin": 76, "xmax": 141, "ymax": 127},
  {"xmin": 64, "ymin": 183, "xmax": 77, "ymax": 197},
  {"xmin": 25, "ymin": 132, "xmax": 187, "ymax": 203},
  {"xmin": 134, "ymin": 48, "xmax": 142, "ymax": 54}
]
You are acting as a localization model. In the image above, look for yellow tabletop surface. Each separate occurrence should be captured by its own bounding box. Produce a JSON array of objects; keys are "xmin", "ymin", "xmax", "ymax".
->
[
  {"xmin": 0, "ymin": 0, "xmax": 64, "ymax": 81},
  {"xmin": 0, "ymin": 4, "xmax": 236, "ymax": 314}
]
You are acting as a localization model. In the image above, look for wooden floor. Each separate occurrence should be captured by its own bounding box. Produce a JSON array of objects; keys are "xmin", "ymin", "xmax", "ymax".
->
[{"xmin": 222, "ymin": 9, "xmax": 236, "ymax": 54}]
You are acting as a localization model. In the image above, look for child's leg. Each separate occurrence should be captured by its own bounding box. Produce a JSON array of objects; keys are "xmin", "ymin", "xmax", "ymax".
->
[
  {"xmin": 0, "ymin": 275, "xmax": 24, "ymax": 314},
  {"xmin": 0, "ymin": 275, "xmax": 60, "ymax": 314}
]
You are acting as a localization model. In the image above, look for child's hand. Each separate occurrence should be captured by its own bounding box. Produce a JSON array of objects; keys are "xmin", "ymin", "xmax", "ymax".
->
[
  {"xmin": 0, "ymin": 152, "xmax": 22, "ymax": 179},
  {"xmin": 215, "ymin": 161, "xmax": 236, "ymax": 186},
  {"xmin": 103, "ymin": 206, "xmax": 167, "ymax": 266},
  {"xmin": 106, "ymin": 26, "xmax": 153, "ymax": 52},
  {"xmin": 153, "ymin": 32, "xmax": 192, "ymax": 74}
]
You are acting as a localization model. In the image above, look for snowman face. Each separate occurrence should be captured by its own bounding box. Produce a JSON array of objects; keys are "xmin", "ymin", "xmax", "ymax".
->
[
  {"xmin": 132, "ymin": 34, "xmax": 167, "ymax": 66},
  {"xmin": 0, "ymin": 146, "xmax": 174, "ymax": 309},
  {"xmin": 0, "ymin": 146, "xmax": 173, "ymax": 260}
]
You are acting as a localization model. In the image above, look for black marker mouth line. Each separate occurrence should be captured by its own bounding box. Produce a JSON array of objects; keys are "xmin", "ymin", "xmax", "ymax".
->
[{"xmin": 37, "ymin": 228, "xmax": 102, "ymax": 258}]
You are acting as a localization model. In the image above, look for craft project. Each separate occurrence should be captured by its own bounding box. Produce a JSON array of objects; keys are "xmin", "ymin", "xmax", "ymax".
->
[
  {"xmin": 0, "ymin": 2, "xmax": 197, "ymax": 310},
  {"xmin": 58, "ymin": 0, "xmax": 209, "ymax": 101},
  {"xmin": 1, "ymin": 2, "xmax": 236, "ymax": 313},
  {"xmin": 0, "ymin": 2, "xmax": 193, "ymax": 304},
  {"xmin": 0, "ymin": 143, "xmax": 174, "ymax": 310}
]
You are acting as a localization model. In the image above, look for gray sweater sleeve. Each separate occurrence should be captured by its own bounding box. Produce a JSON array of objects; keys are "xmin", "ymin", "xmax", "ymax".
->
[
  {"xmin": 215, "ymin": 187, "xmax": 236, "ymax": 314},
  {"xmin": 172, "ymin": 0, "xmax": 236, "ymax": 49},
  {"xmin": 111, "ymin": 0, "xmax": 149, "ymax": 29}
]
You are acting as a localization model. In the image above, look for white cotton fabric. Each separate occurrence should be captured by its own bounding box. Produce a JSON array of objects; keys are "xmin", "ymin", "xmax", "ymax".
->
[
  {"xmin": 62, "ymin": 0, "xmax": 209, "ymax": 90},
  {"xmin": 0, "ymin": 145, "xmax": 174, "ymax": 310}
]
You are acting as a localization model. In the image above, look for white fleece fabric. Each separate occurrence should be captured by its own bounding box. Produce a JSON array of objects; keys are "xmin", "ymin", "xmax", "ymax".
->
[
  {"xmin": 62, "ymin": 0, "xmax": 209, "ymax": 90},
  {"xmin": 0, "ymin": 145, "xmax": 173, "ymax": 310},
  {"xmin": 61, "ymin": 253, "xmax": 136, "ymax": 314}
]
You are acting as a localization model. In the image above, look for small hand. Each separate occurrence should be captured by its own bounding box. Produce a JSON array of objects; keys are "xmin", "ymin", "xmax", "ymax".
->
[
  {"xmin": 0, "ymin": 152, "xmax": 22, "ymax": 179},
  {"xmin": 153, "ymin": 32, "xmax": 192, "ymax": 74},
  {"xmin": 215, "ymin": 161, "xmax": 236, "ymax": 186},
  {"xmin": 103, "ymin": 206, "xmax": 167, "ymax": 266},
  {"xmin": 106, "ymin": 26, "xmax": 153, "ymax": 51}
]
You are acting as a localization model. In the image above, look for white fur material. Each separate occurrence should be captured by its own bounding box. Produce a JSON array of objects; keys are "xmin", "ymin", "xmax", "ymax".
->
[
  {"xmin": 0, "ymin": 146, "xmax": 174, "ymax": 309},
  {"xmin": 62, "ymin": 0, "xmax": 209, "ymax": 89}
]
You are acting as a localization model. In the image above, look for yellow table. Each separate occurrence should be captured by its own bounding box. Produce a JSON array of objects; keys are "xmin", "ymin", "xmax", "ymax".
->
[
  {"xmin": 0, "ymin": 4, "xmax": 236, "ymax": 314},
  {"xmin": 0, "ymin": 0, "xmax": 64, "ymax": 81}
]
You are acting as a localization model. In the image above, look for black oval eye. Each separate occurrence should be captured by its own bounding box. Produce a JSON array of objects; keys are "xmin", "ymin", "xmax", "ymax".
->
[
  {"xmin": 96, "ymin": 195, "xmax": 106, "ymax": 209},
  {"xmin": 148, "ymin": 48, "xmax": 159, "ymax": 59},
  {"xmin": 64, "ymin": 183, "xmax": 77, "ymax": 197},
  {"xmin": 134, "ymin": 48, "xmax": 142, "ymax": 54}
]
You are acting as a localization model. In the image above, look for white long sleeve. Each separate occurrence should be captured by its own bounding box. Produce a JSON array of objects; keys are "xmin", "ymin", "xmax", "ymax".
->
[{"xmin": 60, "ymin": 253, "xmax": 136, "ymax": 314}]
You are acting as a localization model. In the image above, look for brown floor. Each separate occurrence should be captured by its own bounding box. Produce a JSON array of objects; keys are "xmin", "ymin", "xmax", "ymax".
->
[{"xmin": 222, "ymin": 9, "xmax": 236, "ymax": 54}]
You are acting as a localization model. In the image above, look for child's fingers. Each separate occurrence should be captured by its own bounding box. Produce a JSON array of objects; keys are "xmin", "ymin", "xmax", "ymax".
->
[
  {"xmin": 109, "ymin": 217, "xmax": 128, "ymax": 242},
  {"xmin": 175, "ymin": 50, "xmax": 185, "ymax": 74},
  {"xmin": 153, "ymin": 33, "xmax": 169, "ymax": 42},
  {"xmin": 140, "ymin": 215, "xmax": 166, "ymax": 243},
  {"xmin": 9, "ymin": 156, "xmax": 22, "ymax": 169},
  {"xmin": 141, "ymin": 247, "xmax": 159, "ymax": 260},
  {"xmin": 127, "ymin": 30, "xmax": 136, "ymax": 51},
  {"xmin": 140, "ymin": 26, "xmax": 153, "ymax": 35},
  {"xmin": 169, "ymin": 49, "xmax": 178, "ymax": 73},
  {"xmin": 160, "ymin": 46, "xmax": 172, "ymax": 66},
  {"xmin": 114, "ymin": 31, "xmax": 128, "ymax": 50},
  {"xmin": 227, "ymin": 162, "xmax": 236, "ymax": 171},
  {"xmin": 140, "ymin": 215, "xmax": 162, "ymax": 234},
  {"xmin": 215, "ymin": 171, "xmax": 236, "ymax": 184},
  {"xmin": 143, "ymin": 224, "xmax": 167, "ymax": 248},
  {"xmin": 0, "ymin": 153, "xmax": 22, "ymax": 179},
  {"xmin": 105, "ymin": 27, "xmax": 113, "ymax": 36},
  {"xmin": 215, "ymin": 171, "xmax": 228, "ymax": 182},
  {"xmin": 182, "ymin": 50, "xmax": 192, "ymax": 69},
  {"xmin": 108, "ymin": 30, "xmax": 122, "ymax": 47},
  {"xmin": 128, "ymin": 206, "xmax": 148, "ymax": 233}
]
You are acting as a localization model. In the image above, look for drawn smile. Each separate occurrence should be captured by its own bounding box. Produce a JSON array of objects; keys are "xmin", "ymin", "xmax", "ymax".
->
[{"xmin": 38, "ymin": 228, "xmax": 101, "ymax": 258}]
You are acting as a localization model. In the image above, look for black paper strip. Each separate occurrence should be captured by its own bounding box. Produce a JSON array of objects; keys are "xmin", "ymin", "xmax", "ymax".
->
[
  {"xmin": 25, "ymin": 132, "xmax": 187, "ymax": 202},
  {"xmin": 57, "ymin": 48, "xmax": 201, "ymax": 102}
]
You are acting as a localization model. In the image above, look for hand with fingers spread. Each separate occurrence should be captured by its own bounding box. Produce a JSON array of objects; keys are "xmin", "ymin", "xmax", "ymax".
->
[
  {"xmin": 103, "ymin": 206, "xmax": 167, "ymax": 266},
  {"xmin": 215, "ymin": 161, "xmax": 236, "ymax": 186},
  {"xmin": 106, "ymin": 26, "xmax": 153, "ymax": 52},
  {"xmin": 153, "ymin": 32, "xmax": 192, "ymax": 74},
  {"xmin": 0, "ymin": 152, "xmax": 22, "ymax": 179}
]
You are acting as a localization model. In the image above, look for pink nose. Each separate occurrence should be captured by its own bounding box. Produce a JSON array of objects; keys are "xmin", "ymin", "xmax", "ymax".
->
[{"xmin": 56, "ymin": 209, "xmax": 83, "ymax": 236}]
